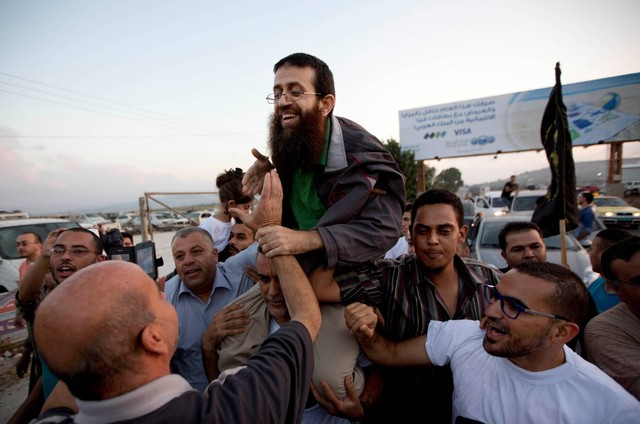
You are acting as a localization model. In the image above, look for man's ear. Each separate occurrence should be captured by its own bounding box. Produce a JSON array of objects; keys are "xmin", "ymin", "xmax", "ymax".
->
[
  {"xmin": 319, "ymin": 94, "xmax": 335, "ymax": 118},
  {"xmin": 500, "ymin": 251, "xmax": 507, "ymax": 261},
  {"xmin": 552, "ymin": 321, "xmax": 580, "ymax": 345},
  {"xmin": 140, "ymin": 324, "xmax": 171, "ymax": 355}
]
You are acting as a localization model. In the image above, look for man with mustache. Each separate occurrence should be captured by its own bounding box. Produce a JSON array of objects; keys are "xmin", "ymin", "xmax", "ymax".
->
[
  {"xmin": 164, "ymin": 226, "xmax": 256, "ymax": 392},
  {"xmin": 345, "ymin": 261, "xmax": 640, "ymax": 422},
  {"xmin": 241, "ymin": 52, "xmax": 405, "ymax": 275}
]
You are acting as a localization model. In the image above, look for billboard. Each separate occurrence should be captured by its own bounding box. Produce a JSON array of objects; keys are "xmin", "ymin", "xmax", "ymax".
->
[{"xmin": 399, "ymin": 73, "xmax": 640, "ymax": 160}]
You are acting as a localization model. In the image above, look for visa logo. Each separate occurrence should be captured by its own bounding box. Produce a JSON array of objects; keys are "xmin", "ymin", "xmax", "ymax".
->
[{"xmin": 454, "ymin": 128, "xmax": 471, "ymax": 135}]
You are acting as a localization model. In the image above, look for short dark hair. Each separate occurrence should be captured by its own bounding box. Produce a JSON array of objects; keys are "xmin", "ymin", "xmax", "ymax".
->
[
  {"xmin": 581, "ymin": 192, "xmax": 594, "ymax": 204},
  {"xmin": 121, "ymin": 231, "xmax": 134, "ymax": 243},
  {"xmin": 18, "ymin": 231, "xmax": 42, "ymax": 244},
  {"xmin": 513, "ymin": 261, "xmax": 589, "ymax": 325},
  {"xmin": 404, "ymin": 202, "xmax": 413, "ymax": 213},
  {"xmin": 411, "ymin": 189, "xmax": 463, "ymax": 228},
  {"xmin": 274, "ymin": 52, "xmax": 336, "ymax": 100},
  {"xmin": 601, "ymin": 236, "xmax": 640, "ymax": 284},
  {"xmin": 593, "ymin": 228, "xmax": 632, "ymax": 245},
  {"xmin": 498, "ymin": 221, "xmax": 543, "ymax": 252},
  {"xmin": 62, "ymin": 228, "xmax": 104, "ymax": 253}
]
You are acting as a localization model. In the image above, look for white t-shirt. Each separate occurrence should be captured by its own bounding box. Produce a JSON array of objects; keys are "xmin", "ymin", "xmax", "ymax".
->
[
  {"xmin": 384, "ymin": 237, "xmax": 408, "ymax": 259},
  {"xmin": 426, "ymin": 320, "xmax": 640, "ymax": 423},
  {"xmin": 199, "ymin": 216, "xmax": 234, "ymax": 252}
]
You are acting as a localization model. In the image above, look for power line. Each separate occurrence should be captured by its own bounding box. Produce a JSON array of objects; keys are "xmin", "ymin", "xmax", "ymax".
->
[{"xmin": 0, "ymin": 72, "xmax": 260, "ymax": 143}]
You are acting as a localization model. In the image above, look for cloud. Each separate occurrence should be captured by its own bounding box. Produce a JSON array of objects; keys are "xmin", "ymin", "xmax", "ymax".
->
[{"xmin": 0, "ymin": 135, "xmax": 212, "ymax": 215}]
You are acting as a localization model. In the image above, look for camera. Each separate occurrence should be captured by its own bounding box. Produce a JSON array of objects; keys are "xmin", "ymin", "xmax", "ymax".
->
[{"xmin": 108, "ymin": 241, "xmax": 163, "ymax": 280}]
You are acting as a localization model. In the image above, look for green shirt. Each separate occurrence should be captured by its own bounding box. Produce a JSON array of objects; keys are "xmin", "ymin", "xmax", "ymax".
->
[{"xmin": 290, "ymin": 119, "xmax": 330, "ymax": 230}]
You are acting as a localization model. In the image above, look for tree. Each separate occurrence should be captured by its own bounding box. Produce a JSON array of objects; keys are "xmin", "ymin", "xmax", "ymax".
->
[
  {"xmin": 423, "ymin": 164, "xmax": 436, "ymax": 192},
  {"xmin": 433, "ymin": 167, "xmax": 464, "ymax": 193},
  {"xmin": 383, "ymin": 138, "xmax": 418, "ymax": 201}
]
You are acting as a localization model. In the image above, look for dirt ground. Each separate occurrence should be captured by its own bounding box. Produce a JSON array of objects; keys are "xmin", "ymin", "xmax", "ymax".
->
[{"xmin": 0, "ymin": 351, "xmax": 29, "ymax": 423}]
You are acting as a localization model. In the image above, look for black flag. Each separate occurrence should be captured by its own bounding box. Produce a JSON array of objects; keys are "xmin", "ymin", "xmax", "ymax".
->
[{"xmin": 531, "ymin": 63, "xmax": 579, "ymax": 238}]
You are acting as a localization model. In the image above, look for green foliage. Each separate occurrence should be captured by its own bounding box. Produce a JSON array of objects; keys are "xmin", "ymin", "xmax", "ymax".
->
[
  {"xmin": 383, "ymin": 138, "xmax": 418, "ymax": 201},
  {"xmin": 424, "ymin": 165, "xmax": 436, "ymax": 191},
  {"xmin": 433, "ymin": 167, "xmax": 464, "ymax": 193}
]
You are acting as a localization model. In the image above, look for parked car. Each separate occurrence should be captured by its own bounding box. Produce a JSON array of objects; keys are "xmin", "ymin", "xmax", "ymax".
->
[
  {"xmin": 466, "ymin": 214, "xmax": 592, "ymax": 282},
  {"xmin": 509, "ymin": 189, "xmax": 547, "ymax": 216},
  {"xmin": 624, "ymin": 181, "xmax": 640, "ymax": 196},
  {"xmin": 0, "ymin": 218, "xmax": 82, "ymax": 292},
  {"xmin": 115, "ymin": 212, "xmax": 136, "ymax": 227},
  {"xmin": 74, "ymin": 212, "xmax": 112, "ymax": 229},
  {"xmin": 592, "ymin": 195, "xmax": 640, "ymax": 228},
  {"xmin": 472, "ymin": 191, "xmax": 509, "ymax": 217},
  {"xmin": 186, "ymin": 210, "xmax": 212, "ymax": 225}
]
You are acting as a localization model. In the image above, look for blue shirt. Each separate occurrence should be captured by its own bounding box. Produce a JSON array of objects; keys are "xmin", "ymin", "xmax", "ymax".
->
[
  {"xmin": 588, "ymin": 276, "xmax": 621, "ymax": 314},
  {"xmin": 575, "ymin": 205, "xmax": 595, "ymax": 238},
  {"xmin": 165, "ymin": 242, "xmax": 257, "ymax": 392}
]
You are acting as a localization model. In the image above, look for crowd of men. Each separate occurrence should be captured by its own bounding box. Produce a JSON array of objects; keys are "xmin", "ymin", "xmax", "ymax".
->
[{"xmin": 9, "ymin": 52, "xmax": 639, "ymax": 424}]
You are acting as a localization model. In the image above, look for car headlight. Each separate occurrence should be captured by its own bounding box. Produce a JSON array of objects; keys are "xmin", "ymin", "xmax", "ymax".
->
[
  {"xmin": 604, "ymin": 212, "xmax": 614, "ymax": 217},
  {"xmin": 634, "ymin": 212, "xmax": 640, "ymax": 217}
]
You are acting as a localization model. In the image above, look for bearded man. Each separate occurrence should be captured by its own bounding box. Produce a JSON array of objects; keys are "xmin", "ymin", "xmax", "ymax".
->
[{"xmin": 241, "ymin": 52, "xmax": 406, "ymax": 275}]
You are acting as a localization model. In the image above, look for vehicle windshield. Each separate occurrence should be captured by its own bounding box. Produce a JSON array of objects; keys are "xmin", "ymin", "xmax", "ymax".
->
[
  {"xmin": 593, "ymin": 197, "xmax": 629, "ymax": 207},
  {"xmin": 480, "ymin": 221, "xmax": 579, "ymax": 251},
  {"xmin": 492, "ymin": 197, "xmax": 509, "ymax": 208},
  {"xmin": 0, "ymin": 221, "xmax": 82, "ymax": 260},
  {"xmin": 511, "ymin": 195, "xmax": 540, "ymax": 212},
  {"xmin": 462, "ymin": 201, "xmax": 475, "ymax": 217}
]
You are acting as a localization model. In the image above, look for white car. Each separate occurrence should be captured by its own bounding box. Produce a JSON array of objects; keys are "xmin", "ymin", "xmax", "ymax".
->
[
  {"xmin": 466, "ymin": 214, "xmax": 592, "ymax": 282},
  {"xmin": 509, "ymin": 189, "xmax": 548, "ymax": 216},
  {"xmin": 472, "ymin": 191, "xmax": 509, "ymax": 218},
  {"xmin": 186, "ymin": 210, "xmax": 213, "ymax": 225}
]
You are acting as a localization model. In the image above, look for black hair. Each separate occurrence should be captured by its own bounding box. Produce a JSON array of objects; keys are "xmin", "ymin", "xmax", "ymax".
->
[
  {"xmin": 498, "ymin": 221, "xmax": 543, "ymax": 252},
  {"xmin": 411, "ymin": 189, "xmax": 463, "ymax": 228}
]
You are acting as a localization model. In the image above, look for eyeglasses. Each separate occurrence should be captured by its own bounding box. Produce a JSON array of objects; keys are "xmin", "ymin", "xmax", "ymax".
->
[
  {"xmin": 483, "ymin": 284, "xmax": 569, "ymax": 321},
  {"xmin": 49, "ymin": 246, "xmax": 101, "ymax": 258},
  {"xmin": 266, "ymin": 90, "xmax": 323, "ymax": 104}
]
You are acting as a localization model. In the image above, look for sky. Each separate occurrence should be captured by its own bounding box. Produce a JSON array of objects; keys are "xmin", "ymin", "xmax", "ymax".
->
[{"xmin": 1, "ymin": 0, "xmax": 639, "ymax": 215}]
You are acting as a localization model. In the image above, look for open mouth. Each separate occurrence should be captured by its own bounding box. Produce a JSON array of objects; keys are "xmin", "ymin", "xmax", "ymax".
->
[
  {"xmin": 56, "ymin": 265, "xmax": 76, "ymax": 279},
  {"xmin": 486, "ymin": 321, "xmax": 509, "ymax": 340}
]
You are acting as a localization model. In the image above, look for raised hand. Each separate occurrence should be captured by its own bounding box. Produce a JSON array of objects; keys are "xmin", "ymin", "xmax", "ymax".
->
[{"xmin": 242, "ymin": 148, "xmax": 273, "ymax": 196}]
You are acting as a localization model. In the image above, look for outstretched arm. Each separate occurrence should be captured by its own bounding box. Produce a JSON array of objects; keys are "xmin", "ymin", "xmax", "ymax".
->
[
  {"xmin": 18, "ymin": 229, "xmax": 65, "ymax": 303},
  {"xmin": 344, "ymin": 303, "xmax": 430, "ymax": 367}
]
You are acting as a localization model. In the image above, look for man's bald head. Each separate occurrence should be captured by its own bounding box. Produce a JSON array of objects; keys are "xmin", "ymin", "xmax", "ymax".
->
[{"xmin": 35, "ymin": 261, "xmax": 178, "ymax": 400}]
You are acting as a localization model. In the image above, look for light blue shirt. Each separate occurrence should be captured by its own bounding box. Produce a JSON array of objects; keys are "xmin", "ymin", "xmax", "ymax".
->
[{"xmin": 165, "ymin": 242, "xmax": 257, "ymax": 392}]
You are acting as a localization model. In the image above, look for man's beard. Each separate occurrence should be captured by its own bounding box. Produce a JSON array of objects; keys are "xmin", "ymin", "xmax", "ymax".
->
[{"xmin": 268, "ymin": 106, "xmax": 327, "ymax": 177}]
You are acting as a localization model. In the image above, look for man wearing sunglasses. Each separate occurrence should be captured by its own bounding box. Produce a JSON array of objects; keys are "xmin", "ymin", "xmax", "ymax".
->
[
  {"xmin": 345, "ymin": 261, "xmax": 640, "ymax": 422},
  {"xmin": 585, "ymin": 236, "xmax": 640, "ymax": 400}
]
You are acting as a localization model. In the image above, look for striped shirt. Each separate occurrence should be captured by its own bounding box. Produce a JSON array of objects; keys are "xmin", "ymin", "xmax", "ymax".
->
[{"xmin": 335, "ymin": 254, "xmax": 501, "ymax": 423}]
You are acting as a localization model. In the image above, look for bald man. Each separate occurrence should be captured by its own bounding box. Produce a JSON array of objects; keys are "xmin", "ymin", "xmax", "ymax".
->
[{"xmin": 34, "ymin": 170, "xmax": 322, "ymax": 424}]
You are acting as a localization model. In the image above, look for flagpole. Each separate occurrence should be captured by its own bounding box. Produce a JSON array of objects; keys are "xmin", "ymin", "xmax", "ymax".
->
[{"xmin": 559, "ymin": 219, "xmax": 568, "ymax": 267}]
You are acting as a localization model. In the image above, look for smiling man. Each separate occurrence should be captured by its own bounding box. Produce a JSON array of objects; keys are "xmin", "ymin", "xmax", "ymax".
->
[
  {"xmin": 163, "ymin": 227, "xmax": 256, "ymax": 392},
  {"xmin": 345, "ymin": 261, "xmax": 640, "ymax": 422},
  {"xmin": 317, "ymin": 189, "xmax": 501, "ymax": 423},
  {"xmin": 240, "ymin": 52, "xmax": 405, "ymax": 275}
]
